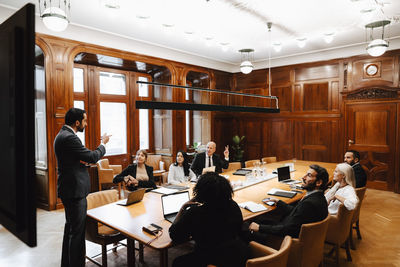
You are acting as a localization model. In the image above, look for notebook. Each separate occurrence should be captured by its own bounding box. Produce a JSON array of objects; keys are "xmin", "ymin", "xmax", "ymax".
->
[
  {"xmin": 232, "ymin": 169, "xmax": 252, "ymax": 176},
  {"xmin": 117, "ymin": 188, "xmax": 146, "ymax": 206},
  {"xmin": 277, "ymin": 166, "xmax": 296, "ymax": 184},
  {"xmin": 161, "ymin": 191, "xmax": 190, "ymax": 223}
]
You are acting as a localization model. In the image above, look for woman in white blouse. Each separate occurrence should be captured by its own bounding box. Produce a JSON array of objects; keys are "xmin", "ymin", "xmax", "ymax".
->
[
  {"xmin": 168, "ymin": 151, "xmax": 196, "ymax": 185},
  {"xmin": 325, "ymin": 163, "xmax": 359, "ymax": 215}
]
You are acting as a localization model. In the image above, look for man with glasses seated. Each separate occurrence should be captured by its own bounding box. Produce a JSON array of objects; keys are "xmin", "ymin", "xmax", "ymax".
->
[{"xmin": 245, "ymin": 165, "xmax": 329, "ymax": 244}]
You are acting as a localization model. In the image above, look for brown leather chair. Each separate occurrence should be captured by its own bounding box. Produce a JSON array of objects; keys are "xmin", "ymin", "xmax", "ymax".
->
[
  {"xmin": 97, "ymin": 159, "xmax": 123, "ymax": 198},
  {"xmin": 245, "ymin": 159, "xmax": 260, "ymax": 168},
  {"xmin": 325, "ymin": 204, "xmax": 355, "ymax": 265},
  {"xmin": 261, "ymin": 157, "xmax": 277, "ymax": 163},
  {"xmin": 86, "ymin": 189, "xmax": 125, "ymax": 267},
  {"xmin": 146, "ymin": 154, "xmax": 165, "ymax": 185},
  {"xmin": 287, "ymin": 216, "xmax": 330, "ymax": 267},
  {"xmin": 349, "ymin": 187, "xmax": 367, "ymax": 250},
  {"xmin": 246, "ymin": 235, "xmax": 292, "ymax": 267},
  {"xmin": 223, "ymin": 161, "xmax": 242, "ymax": 172}
]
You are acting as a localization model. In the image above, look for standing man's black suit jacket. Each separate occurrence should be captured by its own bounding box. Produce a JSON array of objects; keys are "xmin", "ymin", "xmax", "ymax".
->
[
  {"xmin": 352, "ymin": 162, "xmax": 367, "ymax": 188},
  {"xmin": 190, "ymin": 152, "xmax": 229, "ymax": 176},
  {"xmin": 259, "ymin": 191, "xmax": 328, "ymax": 238},
  {"xmin": 54, "ymin": 126, "xmax": 106, "ymax": 199}
]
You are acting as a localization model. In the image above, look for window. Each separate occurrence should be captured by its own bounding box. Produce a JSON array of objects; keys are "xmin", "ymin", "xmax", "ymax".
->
[
  {"xmin": 73, "ymin": 68, "xmax": 84, "ymax": 92},
  {"xmin": 139, "ymin": 109, "xmax": 149, "ymax": 149},
  {"xmin": 99, "ymin": 72, "xmax": 126, "ymax": 95},
  {"xmin": 34, "ymin": 63, "xmax": 47, "ymax": 169},
  {"xmin": 73, "ymin": 101, "xmax": 85, "ymax": 145},
  {"xmin": 138, "ymin": 76, "xmax": 149, "ymax": 97},
  {"xmin": 100, "ymin": 102, "xmax": 127, "ymax": 156}
]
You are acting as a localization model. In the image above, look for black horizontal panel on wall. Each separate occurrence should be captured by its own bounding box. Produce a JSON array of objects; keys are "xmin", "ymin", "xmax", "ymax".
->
[{"xmin": 136, "ymin": 101, "xmax": 280, "ymax": 113}]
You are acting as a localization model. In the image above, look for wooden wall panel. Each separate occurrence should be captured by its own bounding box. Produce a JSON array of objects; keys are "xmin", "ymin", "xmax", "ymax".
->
[
  {"xmin": 269, "ymin": 120, "xmax": 294, "ymax": 160},
  {"xmin": 234, "ymin": 69, "xmax": 267, "ymax": 90},
  {"xmin": 295, "ymin": 64, "xmax": 339, "ymax": 81},
  {"xmin": 242, "ymin": 120, "xmax": 262, "ymax": 160},
  {"xmin": 272, "ymin": 86, "xmax": 291, "ymax": 112},
  {"xmin": 331, "ymin": 81, "xmax": 339, "ymax": 111},
  {"xmin": 297, "ymin": 121, "xmax": 331, "ymax": 162},
  {"xmin": 352, "ymin": 57, "xmax": 395, "ymax": 89},
  {"xmin": 294, "ymin": 85, "xmax": 302, "ymax": 111},
  {"xmin": 303, "ymin": 83, "xmax": 329, "ymax": 111}
]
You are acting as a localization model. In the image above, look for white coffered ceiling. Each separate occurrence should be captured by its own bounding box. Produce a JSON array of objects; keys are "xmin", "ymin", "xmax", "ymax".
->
[{"xmin": 0, "ymin": 0, "xmax": 400, "ymax": 72}]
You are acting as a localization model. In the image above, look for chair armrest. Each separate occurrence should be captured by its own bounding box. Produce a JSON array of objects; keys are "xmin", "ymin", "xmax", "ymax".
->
[
  {"xmin": 161, "ymin": 172, "xmax": 168, "ymax": 185},
  {"xmin": 249, "ymin": 241, "xmax": 277, "ymax": 258},
  {"xmin": 98, "ymin": 169, "xmax": 114, "ymax": 184},
  {"xmin": 109, "ymin": 164, "xmax": 122, "ymax": 174}
]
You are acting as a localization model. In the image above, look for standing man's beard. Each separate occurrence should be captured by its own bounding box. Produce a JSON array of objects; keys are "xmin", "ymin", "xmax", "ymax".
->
[
  {"xmin": 348, "ymin": 160, "xmax": 356, "ymax": 166},
  {"xmin": 302, "ymin": 180, "xmax": 317, "ymax": 191},
  {"xmin": 77, "ymin": 124, "xmax": 85, "ymax": 132}
]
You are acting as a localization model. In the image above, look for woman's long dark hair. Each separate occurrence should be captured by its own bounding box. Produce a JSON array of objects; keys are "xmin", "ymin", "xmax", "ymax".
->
[
  {"xmin": 174, "ymin": 150, "xmax": 190, "ymax": 176},
  {"xmin": 193, "ymin": 172, "xmax": 233, "ymax": 208}
]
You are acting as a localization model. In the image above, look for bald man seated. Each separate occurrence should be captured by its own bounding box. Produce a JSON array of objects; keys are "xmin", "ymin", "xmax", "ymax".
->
[{"xmin": 191, "ymin": 141, "xmax": 229, "ymax": 177}]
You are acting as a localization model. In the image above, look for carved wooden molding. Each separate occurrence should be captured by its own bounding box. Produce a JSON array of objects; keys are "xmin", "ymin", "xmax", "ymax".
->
[{"xmin": 342, "ymin": 86, "xmax": 399, "ymax": 100}]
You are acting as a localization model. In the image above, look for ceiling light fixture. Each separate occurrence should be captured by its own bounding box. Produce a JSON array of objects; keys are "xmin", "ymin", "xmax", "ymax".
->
[
  {"xmin": 365, "ymin": 20, "xmax": 390, "ymax": 57},
  {"xmin": 101, "ymin": 0, "xmax": 120, "ymax": 9},
  {"xmin": 239, "ymin": 48, "xmax": 254, "ymax": 74},
  {"xmin": 296, "ymin": 38, "xmax": 307, "ymax": 48},
  {"xmin": 39, "ymin": 0, "xmax": 70, "ymax": 32},
  {"xmin": 323, "ymin": 32, "xmax": 335, "ymax": 43},
  {"xmin": 205, "ymin": 36, "xmax": 213, "ymax": 47}
]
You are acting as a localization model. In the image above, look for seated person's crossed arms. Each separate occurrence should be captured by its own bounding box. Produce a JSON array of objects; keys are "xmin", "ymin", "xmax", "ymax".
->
[
  {"xmin": 325, "ymin": 163, "xmax": 358, "ymax": 215},
  {"xmin": 168, "ymin": 150, "xmax": 196, "ymax": 185},
  {"xmin": 169, "ymin": 172, "xmax": 248, "ymax": 267},
  {"xmin": 113, "ymin": 149, "xmax": 156, "ymax": 191},
  {"xmin": 246, "ymin": 164, "xmax": 329, "ymax": 243}
]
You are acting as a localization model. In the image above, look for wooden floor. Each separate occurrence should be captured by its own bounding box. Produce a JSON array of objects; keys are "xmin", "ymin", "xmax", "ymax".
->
[{"xmin": 0, "ymin": 188, "xmax": 399, "ymax": 267}]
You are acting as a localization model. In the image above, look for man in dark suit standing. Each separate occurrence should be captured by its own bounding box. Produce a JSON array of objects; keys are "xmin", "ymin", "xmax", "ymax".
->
[
  {"xmin": 191, "ymin": 141, "xmax": 229, "ymax": 177},
  {"xmin": 247, "ymin": 165, "xmax": 329, "ymax": 241},
  {"xmin": 344, "ymin": 150, "xmax": 367, "ymax": 188},
  {"xmin": 54, "ymin": 108, "xmax": 110, "ymax": 267}
]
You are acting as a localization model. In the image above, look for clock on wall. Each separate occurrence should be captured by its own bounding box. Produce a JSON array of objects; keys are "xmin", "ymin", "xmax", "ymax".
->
[{"xmin": 365, "ymin": 63, "xmax": 379, "ymax": 77}]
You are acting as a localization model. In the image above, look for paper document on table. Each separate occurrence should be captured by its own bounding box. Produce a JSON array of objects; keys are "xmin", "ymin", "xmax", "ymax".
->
[
  {"xmin": 239, "ymin": 201, "xmax": 268, "ymax": 213},
  {"xmin": 151, "ymin": 187, "xmax": 178, "ymax": 194},
  {"xmin": 202, "ymin": 166, "xmax": 215, "ymax": 174}
]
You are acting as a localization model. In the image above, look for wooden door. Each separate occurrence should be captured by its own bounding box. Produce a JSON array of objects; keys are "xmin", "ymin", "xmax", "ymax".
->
[{"xmin": 345, "ymin": 102, "xmax": 396, "ymax": 191}]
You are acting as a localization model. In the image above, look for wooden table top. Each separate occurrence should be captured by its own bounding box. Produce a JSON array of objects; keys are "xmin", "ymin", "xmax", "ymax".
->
[{"xmin": 87, "ymin": 160, "xmax": 337, "ymax": 250}]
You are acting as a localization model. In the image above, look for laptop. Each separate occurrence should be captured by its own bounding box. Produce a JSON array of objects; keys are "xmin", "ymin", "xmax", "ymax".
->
[
  {"xmin": 277, "ymin": 166, "xmax": 296, "ymax": 184},
  {"xmin": 161, "ymin": 191, "xmax": 190, "ymax": 223},
  {"xmin": 117, "ymin": 188, "xmax": 146, "ymax": 206}
]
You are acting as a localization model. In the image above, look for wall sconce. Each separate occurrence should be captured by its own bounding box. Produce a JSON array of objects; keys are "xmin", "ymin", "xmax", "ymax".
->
[
  {"xmin": 365, "ymin": 20, "xmax": 390, "ymax": 57},
  {"xmin": 239, "ymin": 48, "xmax": 254, "ymax": 74},
  {"xmin": 39, "ymin": 0, "xmax": 70, "ymax": 32}
]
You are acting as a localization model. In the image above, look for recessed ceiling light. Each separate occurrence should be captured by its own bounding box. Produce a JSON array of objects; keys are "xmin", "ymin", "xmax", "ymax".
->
[
  {"xmin": 184, "ymin": 31, "xmax": 195, "ymax": 41},
  {"xmin": 220, "ymin": 42, "xmax": 230, "ymax": 52},
  {"xmin": 296, "ymin": 38, "xmax": 307, "ymax": 48},
  {"xmin": 136, "ymin": 14, "xmax": 150, "ymax": 19},
  {"xmin": 272, "ymin": 42, "xmax": 282, "ymax": 52},
  {"xmin": 205, "ymin": 36, "xmax": 213, "ymax": 46},
  {"xmin": 162, "ymin": 23, "xmax": 175, "ymax": 28},
  {"xmin": 323, "ymin": 32, "xmax": 335, "ymax": 43},
  {"xmin": 100, "ymin": 0, "xmax": 120, "ymax": 9}
]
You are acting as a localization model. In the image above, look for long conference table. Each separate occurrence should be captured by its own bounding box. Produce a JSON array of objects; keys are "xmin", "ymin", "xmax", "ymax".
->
[{"xmin": 86, "ymin": 160, "xmax": 337, "ymax": 267}]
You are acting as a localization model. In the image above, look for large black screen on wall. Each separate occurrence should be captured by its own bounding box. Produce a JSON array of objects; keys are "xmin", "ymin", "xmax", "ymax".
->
[{"xmin": 0, "ymin": 3, "xmax": 36, "ymax": 247}]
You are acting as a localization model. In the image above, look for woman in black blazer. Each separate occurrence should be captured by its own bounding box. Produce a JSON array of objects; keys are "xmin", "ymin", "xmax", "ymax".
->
[{"xmin": 113, "ymin": 149, "xmax": 156, "ymax": 191}]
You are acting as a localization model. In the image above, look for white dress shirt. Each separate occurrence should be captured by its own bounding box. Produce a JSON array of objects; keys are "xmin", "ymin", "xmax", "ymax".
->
[
  {"xmin": 325, "ymin": 183, "xmax": 358, "ymax": 215},
  {"xmin": 168, "ymin": 164, "xmax": 196, "ymax": 185}
]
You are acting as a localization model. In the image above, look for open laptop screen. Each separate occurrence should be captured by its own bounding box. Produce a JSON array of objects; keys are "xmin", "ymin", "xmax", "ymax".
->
[
  {"xmin": 278, "ymin": 166, "xmax": 291, "ymax": 181},
  {"xmin": 161, "ymin": 191, "xmax": 190, "ymax": 216}
]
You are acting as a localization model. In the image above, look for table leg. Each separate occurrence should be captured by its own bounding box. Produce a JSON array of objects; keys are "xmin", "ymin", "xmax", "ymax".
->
[
  {"xmin": 159, "ymin": 248, "xmax": 168, "ymax": 267},
  {"xmin": 139, "ymin": 243, "xmax": 144, "ymax": 262},
  {"xmin": 127, "ymin": 238, "xmax": 136, "ymax": 267}
]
